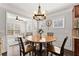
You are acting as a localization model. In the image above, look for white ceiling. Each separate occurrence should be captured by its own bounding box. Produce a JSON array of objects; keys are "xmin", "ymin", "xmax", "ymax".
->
[{"xmin": 0, "ymin": 3, "xmax": 78, "ymax": 19}]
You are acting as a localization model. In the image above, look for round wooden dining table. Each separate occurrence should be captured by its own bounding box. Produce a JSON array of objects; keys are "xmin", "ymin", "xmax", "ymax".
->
[{"xmin": 26, "ymin": 34, "xmax": 56, "ymax": 56}]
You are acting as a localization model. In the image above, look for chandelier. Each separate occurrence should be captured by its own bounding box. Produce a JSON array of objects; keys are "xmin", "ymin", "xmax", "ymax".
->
[{"xmin": 33, "ymin": 5, "xmax": 46, "ymax": 21}]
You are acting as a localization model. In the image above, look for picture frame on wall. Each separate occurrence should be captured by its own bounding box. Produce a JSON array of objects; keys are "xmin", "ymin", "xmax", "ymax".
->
[{"xmin": 53, "ymin": 17, "xmax": 64, "ymax": 28}]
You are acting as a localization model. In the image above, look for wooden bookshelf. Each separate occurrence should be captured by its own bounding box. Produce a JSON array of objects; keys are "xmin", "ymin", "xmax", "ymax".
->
[{"xmin": 72, "ymin": 5, "xmax": 79, "ymax": 56}]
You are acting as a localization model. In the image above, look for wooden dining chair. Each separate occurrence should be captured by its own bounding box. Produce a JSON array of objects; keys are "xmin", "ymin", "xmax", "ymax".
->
[
  {"xmin": 18, "ymin": 37, "xmax": 34, "ymax": 56},
  {"xmin": 47, "ymin": 36, "xmax": 68, "ymax": 56}
]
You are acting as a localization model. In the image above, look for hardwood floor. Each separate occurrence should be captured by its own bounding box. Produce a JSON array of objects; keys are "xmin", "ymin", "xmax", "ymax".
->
[
  {"xmin": 64, "ymin": 49, "xmax": 73, "ymax": 56},
  {"xmin": 2, "ymin": 52, "xmax": 7, "ymax": 56},
  {"xmin": 2, "ymin": 49, "xmax": 73, "ymax": 56}
]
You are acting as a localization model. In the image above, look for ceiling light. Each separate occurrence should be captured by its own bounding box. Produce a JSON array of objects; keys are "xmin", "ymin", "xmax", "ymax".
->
[{"xmin": 33, "ymin": 5, "xmax": 46, "ymax": 21}]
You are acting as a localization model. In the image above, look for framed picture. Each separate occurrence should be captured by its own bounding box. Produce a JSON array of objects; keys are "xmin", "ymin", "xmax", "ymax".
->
[{"xmin": 53, "ymin": 17, "xmax": 64, "ymax": 28}]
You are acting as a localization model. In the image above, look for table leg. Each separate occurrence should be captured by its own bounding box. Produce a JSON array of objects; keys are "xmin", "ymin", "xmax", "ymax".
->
[
  {"xmin": 35, "ymin": 43, "xmax": 42, "ymax": 56},
  {"xmin": 39, "ymin": 43, "xmax": 42, "ymax": 56}
]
